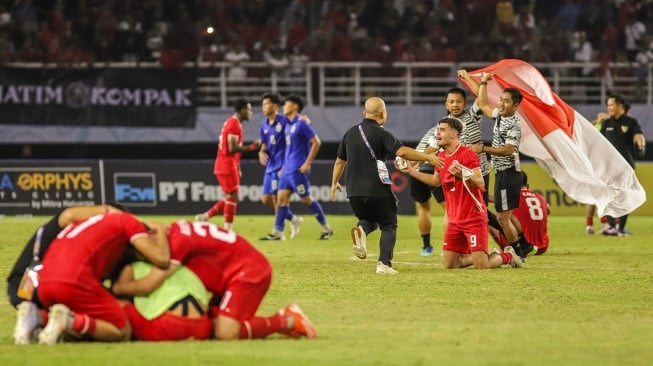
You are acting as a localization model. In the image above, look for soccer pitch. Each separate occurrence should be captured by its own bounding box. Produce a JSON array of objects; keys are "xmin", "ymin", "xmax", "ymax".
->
[{"xmin": 1, "ymin": 214, "xmax": 652, "ymax": 366}]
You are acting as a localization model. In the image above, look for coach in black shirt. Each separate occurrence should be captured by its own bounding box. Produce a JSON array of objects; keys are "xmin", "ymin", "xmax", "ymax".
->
[
  {"xmin": 600, "ymin": 94, "xmax": 646, "ymax": 236},
  {"xmin": 330, "ymin": 97, "xmax": 441, "ymax": 274}
]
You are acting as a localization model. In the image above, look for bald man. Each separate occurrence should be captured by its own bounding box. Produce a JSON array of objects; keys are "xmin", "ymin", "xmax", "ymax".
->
[{"xmin": 331, "ymin": 97, "xmax": 442, "ymax": 274}]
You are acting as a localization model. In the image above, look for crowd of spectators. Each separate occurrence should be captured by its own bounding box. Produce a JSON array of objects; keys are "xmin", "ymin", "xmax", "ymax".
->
[{"xmin": 0, "ymin": 0, "xmax": 652, "ymax": 73}]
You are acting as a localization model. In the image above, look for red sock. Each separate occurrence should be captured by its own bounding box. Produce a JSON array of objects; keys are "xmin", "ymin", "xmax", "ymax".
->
[
  {"xmin": 224, "ymin": 197, "xmax": 238, "ymax": 225},
  {"xmin": 71, "ymin": 313, "xmax": 96, "ymax": 335},
  {"xmin": 500, "ymin": 253, "xmax": 512, "ymax": 265},
  {"xmin": 600, "ymin": 216, "xmax": 608, "ymax": 224},
  {"xmin": 238, "ymin": 314, "xmax": 286, "ymax": 339},
  {"xmin": 39, "ymin": 309, "xmax": 48, "ymax": 327},
  {"xmin": 207, "ymin": 200, "xmax": 226, "ymax": 217},
  {"xmin": 586, "ymin": 217, "xmax": 593, "ymax": 226}
]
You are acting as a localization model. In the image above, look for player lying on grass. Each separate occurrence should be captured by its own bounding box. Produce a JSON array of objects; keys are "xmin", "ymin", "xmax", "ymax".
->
[
  {"xmin": 15, "ymin": 210, "xmax": 170, "ymax": 345},
  {"xmin": 10, "ymin": 204, "xmax": 125, "ymax": 345},
  {"xmin": 113, "ymin": 219, "xmax": 317, "ymax": 340}
]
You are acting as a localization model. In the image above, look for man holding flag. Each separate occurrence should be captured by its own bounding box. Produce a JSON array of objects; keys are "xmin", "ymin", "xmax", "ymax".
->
[
  {"xmin": 459, "ymin": 71, "xmax": 533, "ymax": 259},
  {"xmin": 458, "ymin": 59, "xmax": 645, "ymax": 227}
]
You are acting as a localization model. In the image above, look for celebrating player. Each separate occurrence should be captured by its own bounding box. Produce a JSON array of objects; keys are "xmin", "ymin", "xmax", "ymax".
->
[
  {"xmin": 116, "ymin": 219, "xmax": 317, "ymax": 341},
  {"xmin": 399, "ymin": 117, "xmax": 522, "ymax": 269}
]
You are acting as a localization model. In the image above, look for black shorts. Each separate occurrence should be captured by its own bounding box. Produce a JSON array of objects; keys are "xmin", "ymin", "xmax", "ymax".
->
[
  {"xmin": 494, "ymin": 168, "xmax": 522, "ymax": 212},
  {"xmin": 410, "ymin": 174, "xmax": 444, "ymax": 203},
  {"xmin": 348, "ymin": 196, "xmax": 398, "ymax": 231}
]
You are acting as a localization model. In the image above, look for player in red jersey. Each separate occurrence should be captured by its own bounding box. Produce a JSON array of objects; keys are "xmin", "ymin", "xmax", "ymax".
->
[
  {"xmin": 34, "ymin": 212, "xmax": 170, "ymax": 344},
  {"xmin": 10, "ymin": 204, "xmax": 125, "ymax": 345},
  {"xmin": 490, "ymin": 172, "xmax": 550, "ymax": 255},
  {"xmin": 117, "ymin": 219, "xmax": 316, "ymax": 340},
  {"xmin": 399, "ymin": 117, "xmax": 522, "ymax": 269},
  {"xmin": 195, "ymin": 98, "xmax": 261, "ymax": 230}
]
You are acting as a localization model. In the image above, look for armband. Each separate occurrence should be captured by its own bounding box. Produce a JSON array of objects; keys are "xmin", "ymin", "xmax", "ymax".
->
[{"xmin": 480, "ymin": 81, "xmax": 488, "ymax": 86}]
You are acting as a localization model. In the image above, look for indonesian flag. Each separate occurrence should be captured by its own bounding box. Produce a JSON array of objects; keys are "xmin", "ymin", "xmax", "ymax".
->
[{"xmin": 460, "ymin": 59, "xmax": 645, "ymax": 217}]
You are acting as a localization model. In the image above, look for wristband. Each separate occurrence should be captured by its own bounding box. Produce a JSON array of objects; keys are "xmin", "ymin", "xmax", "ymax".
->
[
  {"xmin": 248, "ymin": 143, "xmax": 257, "ymax": 151},
  {"xmin": 480, "ymin": 81, "xmax": 487, "ymax": 86}
]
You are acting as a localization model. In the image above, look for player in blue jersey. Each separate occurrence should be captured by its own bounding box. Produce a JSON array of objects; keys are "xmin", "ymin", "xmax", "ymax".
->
[
  {"xmin": 258, "ymin": 93, "xmax": 303, "ymax": 238},
  {"xmin": 261, "ymin": 94, "xmax": 333, "ymax": 240}
]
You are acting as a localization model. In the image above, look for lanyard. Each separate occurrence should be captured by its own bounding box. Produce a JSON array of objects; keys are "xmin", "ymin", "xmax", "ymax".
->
[{"xmin": 358, "ymin": 124, "xmax": 377, "ymax": 160}]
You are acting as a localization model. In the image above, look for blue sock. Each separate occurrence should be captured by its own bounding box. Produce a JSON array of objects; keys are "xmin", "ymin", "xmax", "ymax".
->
[
  {"xmin": 308, "ymin": 201, "xmax": 327, "ymax": 226},
  {"xmin": 275, "ymin": 206, "xmax": 288, "ymax": 231},
  {"xmin": 285, "ymin": 208, "xmax": 295, "ymax": 221}
]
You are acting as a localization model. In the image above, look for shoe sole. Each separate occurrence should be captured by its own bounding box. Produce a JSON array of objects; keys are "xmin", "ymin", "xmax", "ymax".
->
[
  {"xmin": 376, "ymin": 262, "xmax": 398, "ymax": 274},
  {"xmin": 504, "ymin": 247, "xmax": 523, "ymax": 268},
  {"xmin": 290, "ymin": 217, "xmax": 303, "ymax": 239},
  {"xmin": 14, "ymin": 302, "xmax": 37, "ymax": 345},
  {"xmin": 260, "ymin": 234, "xmax": 285, "ymax": 241},
  {"xmin": 376, "ymin": 268, "xmax": 399, "ymax": 274},
  {"xmin": 38, "ymin": 304, "xmax": 69, "ymax": 345},
  {"xmin": 287, "ymin": 304, "xmax": 317, "ymax": 339},
  {"xmin": 350, "ymin": 227, "xmax": 367, "ymax": 259}
]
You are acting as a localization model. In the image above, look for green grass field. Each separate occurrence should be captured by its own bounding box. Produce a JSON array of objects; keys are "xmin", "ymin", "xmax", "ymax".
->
[{"xmin": 1, "ymin": 214, "xmax": 652, "ymax": 366}]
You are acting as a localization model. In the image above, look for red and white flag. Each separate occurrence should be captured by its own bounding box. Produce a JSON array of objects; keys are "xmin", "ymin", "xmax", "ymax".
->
[{"xmin": 460, "ymin": 59, "xmax": 645, "ymax": 217}]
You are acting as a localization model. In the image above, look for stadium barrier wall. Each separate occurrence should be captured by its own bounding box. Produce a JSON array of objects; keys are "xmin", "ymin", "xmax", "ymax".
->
[
  {"xmin": 3, "ymin": 104, "xmax": 653, "ymax": 145},
  {"xmin": 1, "ymin": 160, "xmax": 650, "ymax": 216}
]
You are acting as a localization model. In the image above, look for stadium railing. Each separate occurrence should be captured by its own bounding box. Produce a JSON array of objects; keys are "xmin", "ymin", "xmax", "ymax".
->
[
  {"xmin": 7, "ymin": 61, "xmax": 652, "ymax": 107},
  {"xmin": 197, "ymin": 61, "xmax": 651, "ymax": 107}
]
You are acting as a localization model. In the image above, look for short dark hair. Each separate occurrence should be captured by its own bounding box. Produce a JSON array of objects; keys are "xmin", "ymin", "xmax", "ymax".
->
[
  {"xmin": 609, "ymin": 93, "xmax": 626, "ymax": 107},
  {"xmin": 439, "ymin": 117, "xmax": 464, "ymax": 134},
  {"xmin": 446, "ymin": 87, "xmax": 467, "ymax": 100},
  {"xmin": 233, "ymin": 98, "xmax": 250, "ymax": 112},
  {"xmin": 504, "ymin": 88, "xmax": 523, "ymax": 105},
  {"xmin": 261, "ymin": 92, "xmax": 281, "ymax": 105},
  {"xmin": 285, "ymin": 94, "xmax": 305, "ymax": 113}
]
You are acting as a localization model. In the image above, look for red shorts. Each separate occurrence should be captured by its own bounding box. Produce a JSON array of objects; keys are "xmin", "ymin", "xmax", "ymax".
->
[
  {"xmin": 209, "ymin": 272, "xmax": 272, "ymax": 322},
  {"xmin": 442, "ymin": 220, "xmax": 488, "ymax": 254},
  {"xmin": 123, "ymin": 303, "xmax": 213, "ymax": 341},
  {"xmin": 37, "ymin": 280, "xmax": 127, "ymax": 329},
  {"xmin": 217, "ymin": 172, "xmax": 240, "ymax": 195}
]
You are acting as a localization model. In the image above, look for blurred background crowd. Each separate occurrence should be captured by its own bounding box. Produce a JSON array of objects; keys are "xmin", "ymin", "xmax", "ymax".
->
[{"xmin": 0, "ymin": 0, "xmax": 652, "ymax": 72}]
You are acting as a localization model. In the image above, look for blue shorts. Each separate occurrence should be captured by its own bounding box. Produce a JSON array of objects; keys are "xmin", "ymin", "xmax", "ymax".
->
[
  {"xmin": 278, "ymin": 171, "xmax": 311, "ymax": 198},
  {"xmin": 262, "ymin": 171, "xmax": 279, "ymax": 195}
]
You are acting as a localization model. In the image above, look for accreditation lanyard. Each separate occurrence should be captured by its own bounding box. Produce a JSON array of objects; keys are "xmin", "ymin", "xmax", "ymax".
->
[
  {"xmin": 358, "ymin": 124, "xmax": 391, "ymax": 184},
  {"xmin": 17, "ymin": 226, "xmax": 44, "ymax": 300}
]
